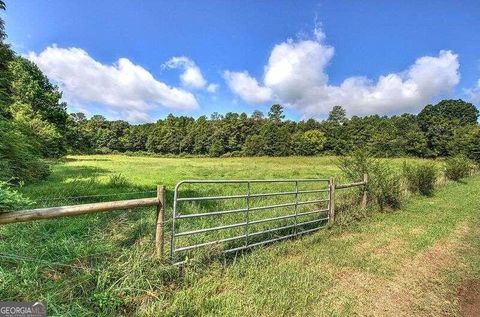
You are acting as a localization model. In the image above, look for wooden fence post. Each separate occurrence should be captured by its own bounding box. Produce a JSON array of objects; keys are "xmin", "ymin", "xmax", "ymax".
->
[
  {"xmin": 361, "ymin": 173, "xmax": 368, "ymax": 209},
  {"xmin": 155, "ymin": 185, "xmax": 165, "ymax": 257},
  {"xmin": 329, "ymin": 177, "xmax": 335, "ymax": 224}
]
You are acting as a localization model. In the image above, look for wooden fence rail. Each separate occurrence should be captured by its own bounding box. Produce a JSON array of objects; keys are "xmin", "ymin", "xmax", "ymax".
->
[
  {"xmin": 0, "ymin": 186, "xmax": 166, "ymax": 257},
  {"xmin": 329, "ymin": 174, "xmax": 368, "ymax": 222},
  {"xmin": 0, "ymin": 197, "xmax": 159, "ymax": 225}
]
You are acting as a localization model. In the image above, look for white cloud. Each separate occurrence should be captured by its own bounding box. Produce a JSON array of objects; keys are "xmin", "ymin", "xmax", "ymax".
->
[
  {"xmin": 224, "ymin": 28, "xmax": 460, "ymax": 117},
  {"xmin": 207, "ymin": 83, "xmax": 218, "ymax": 93},
  {"xmin": 27, "ymin": 45, "xmax": 198, "ymax": 122},
  {"xmin": 264, "ymin": 33, "xmax": 334, "ymax": 106},
  {"xmin": 465, "ymin": 79, "xmax": 480, "ymax": 103},
  {"xmin": 223, "ymin": 70, "xmax": 272, "ymax": 104},
  {"xmin": 164, "ymin": 56, "xmax": 217, "ymax": 92}
]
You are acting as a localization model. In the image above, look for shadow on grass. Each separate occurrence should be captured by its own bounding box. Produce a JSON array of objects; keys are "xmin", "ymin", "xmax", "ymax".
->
[
  {"xmin": 62, "ymin": 157, "xmax": 112, "ymax": 162},
  {"xmin": 54, "ymin": 165, "xmax": 109, "ymax": 180},
  {"xmin": 21, "ymin": 165, "xmax": 157, "ymax": 207}
]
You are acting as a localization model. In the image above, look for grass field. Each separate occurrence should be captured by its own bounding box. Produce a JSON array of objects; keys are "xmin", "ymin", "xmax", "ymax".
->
[
  {"xmin": 18, "ymin": 154, "xmax": 425, "ymax": 201},
  {"xmin": 0, "ymin": 155, "xmax": 478, "ymax": 316}
]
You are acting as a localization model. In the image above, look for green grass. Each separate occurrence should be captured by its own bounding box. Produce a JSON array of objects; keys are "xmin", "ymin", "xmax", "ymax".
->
[
  {"xmin": 0, "ymin": 155, "xmax": 477, "ymax": 316},
  {"xmin": 20, "ymin": 154, "xmax": 427, "ymax": 198}
]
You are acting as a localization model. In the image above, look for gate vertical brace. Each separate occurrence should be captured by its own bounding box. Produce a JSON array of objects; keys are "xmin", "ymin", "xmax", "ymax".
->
[
  {"xmin": 245, "ymin": 182, "xmax": 251, "ymax": 247},
  {"xmin": 293, "ymin": 181, "xmax": 299, "ymax": 236},
  {"xmin": 170, "ymin": 184, "xmax": 179, "ymax": 259},
  {"xmin": 155, "ymin": 185, "xmax": 165, "ymax": 257}
]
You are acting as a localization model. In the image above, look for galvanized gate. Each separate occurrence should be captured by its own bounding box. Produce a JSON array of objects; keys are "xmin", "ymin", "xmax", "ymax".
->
[{"xmin": 171, "ymin": 179, "xmax": 332, "ymax": 262}]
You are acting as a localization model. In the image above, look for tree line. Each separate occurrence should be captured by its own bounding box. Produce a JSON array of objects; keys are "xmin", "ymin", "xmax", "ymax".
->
[
  {"xmin": 1, "ymin": 1, "xmax": 479, "ymax": 185},
  {"xmin": 1, "ymin": 1, "xmax": 68, "ymax": 183},
  {"xmin": 65, "ymin": 100, "xmax": 479, "ymax": 161}
]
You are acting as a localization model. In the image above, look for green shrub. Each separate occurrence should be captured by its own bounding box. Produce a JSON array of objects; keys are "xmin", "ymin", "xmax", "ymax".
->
[
  {"xmin": 337, "ymin": 149, "xmax": 371, "ymax": 181},
  {"xmin": 369, "ymin": 161, "xmax": 402, "ymax": 211},
  {"xmin": 0, "ymin": 120, "xmax": 50, "ymax": 183},
  {"xmin": 96, "ymin": 147, "xmax": 112, "ymax": 154},
  {"xmin": 0, "ymin": 181, "xmax": 33, "ymax": 211},
  {"xmin": 338, "ymin": 150, "xmax": 401, "ymax": 211},
  {"xmin": 243, "ymin": 135, "xmax": 265, "ymax": 156},
  {"xmin": 445, "ymin": 156, "xmax": 471, "ymax": 181},
  {"xmin": 208, "ymin": 139, "xmax": 224, "ymax": 157},
  {"xmin": 402, "ymin": 161, "xmax": 438, "ymax": 196}
]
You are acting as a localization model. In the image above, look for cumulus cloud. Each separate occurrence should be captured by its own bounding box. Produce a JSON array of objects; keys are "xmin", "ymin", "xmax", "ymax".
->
[
  {"xmin": 223, "ymin": 70, "xmax": 272, "ymax": 104},
  {"xmin": 164, "ymin": 56, "xmax": 217, "ymax": 92},
  {"xmin": 27, "ymin": 46, "xmax": 198, "ymax": 122},
  {"xmin": 224, "ymin": 28, "xmax": 460, "ymax": 117},
  {"xmin": 465, "ymin": 79, "xmax": 480, "ymax": 103}
]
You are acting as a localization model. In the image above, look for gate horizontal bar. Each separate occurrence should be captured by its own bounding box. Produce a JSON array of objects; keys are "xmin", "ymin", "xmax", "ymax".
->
[
  {"xmin": 296, "ymin": 199, "xmax": 329, "ymax": 206},
  {"xmin": 175, "ymin": 233, "xmax": 246, "ymax": 252},
  {"xmin": 223, "ymin": 218, "xmax": 328, "ymax": 254},
  {"xmin": 176, "ymin": 188, "xmax": 330, "ymax": 202},
  {"xmin": 248, "ymin": 213, "xmax": 297, "ymax": 225},
  {"xmin": 175, "ymin": 200, "xmax": 329, "ymax": 219},
  {"xmin": 249, "ymin": 202, "xmax": 296, "ymax": 211},
  {"xmin": 174, "ymin": 221, "xmax": 248, "ymax": 237},
  {"xmin": 177, "ymin": 193, "xmax": 248, "ymax": 202},
  {"xmin": 224, "ymin": 233, "xmax": 297, "ymax": 253},
  {"xmin": 176, "ymin": 179, "xmax": 329, "ymax": 185},
  {"xmin": 176, "ymin": 207, "xmax": 249, "ymax": 219}
]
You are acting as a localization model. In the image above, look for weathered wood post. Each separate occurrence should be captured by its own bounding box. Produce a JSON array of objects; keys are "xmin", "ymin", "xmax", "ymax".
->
[
  {"xmin": 361, "ymin": 173, "xmax": 368, "ymax": 209},
  {"xmin": 155, "ymin": 185, "xmax": 165, "ymax": 257},
  {"xmin": 328, "ymin": 177, "xmax": 335, "ymax": 224}
]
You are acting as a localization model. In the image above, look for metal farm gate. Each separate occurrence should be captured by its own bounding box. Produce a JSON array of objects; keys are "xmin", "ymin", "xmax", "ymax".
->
[{"xmin": 170, "ymin": 179, "xmax": 332, "ymax": 262}]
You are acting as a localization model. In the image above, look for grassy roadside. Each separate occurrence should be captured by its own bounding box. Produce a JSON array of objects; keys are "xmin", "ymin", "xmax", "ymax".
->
[{"xmin": 141, "ymin": 177, "xmax": 480, "ymax": 316}]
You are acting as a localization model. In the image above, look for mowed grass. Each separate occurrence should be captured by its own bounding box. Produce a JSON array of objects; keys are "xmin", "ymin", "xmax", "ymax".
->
[{"xmin": 0, "ymin": 155, "xmax": 478, "ymax": 316}]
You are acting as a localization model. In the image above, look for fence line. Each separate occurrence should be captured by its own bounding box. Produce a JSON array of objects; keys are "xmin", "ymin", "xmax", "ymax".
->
[
  {"xmin": 0, "ymin": 175, "xmax": 367, "ymax": 262},
  {"xmin": 0, "ymin": 197, "xmax": 159, "ymax": 225},
  {"xmin": 329, "ymin": 173, "xmax": 368, "ymax": 222}
]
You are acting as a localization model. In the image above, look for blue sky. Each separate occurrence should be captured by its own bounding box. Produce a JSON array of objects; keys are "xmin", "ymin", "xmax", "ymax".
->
[{"xmin": 4, "ymin": 0, "xmax": 480, "ymax": 122}]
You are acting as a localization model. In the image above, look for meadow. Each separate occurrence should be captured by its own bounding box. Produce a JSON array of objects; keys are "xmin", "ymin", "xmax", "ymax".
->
[
  {"xmin": 18, "ymin": 154, "xmax": 427, "ymax": 199},
  {"xmin": 0, "ymin": 155, "xmax": 478, "ymax": 316}
]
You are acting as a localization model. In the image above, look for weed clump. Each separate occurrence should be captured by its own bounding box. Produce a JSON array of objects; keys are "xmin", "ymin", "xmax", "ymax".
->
[
  {"xmin": 0, "ymin": 181, "xmax": 33, "ymax": 211},
  {"xmin": 403, "ymin": 161, "xmax": 438, "ymax": 196},
  {"xmin": 107, "ymin": 174, "xmax": 130, "ymax": 188},
  {"xmin": 445, "ymin": 156, "xmax": 472, "ymax": 181}
]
